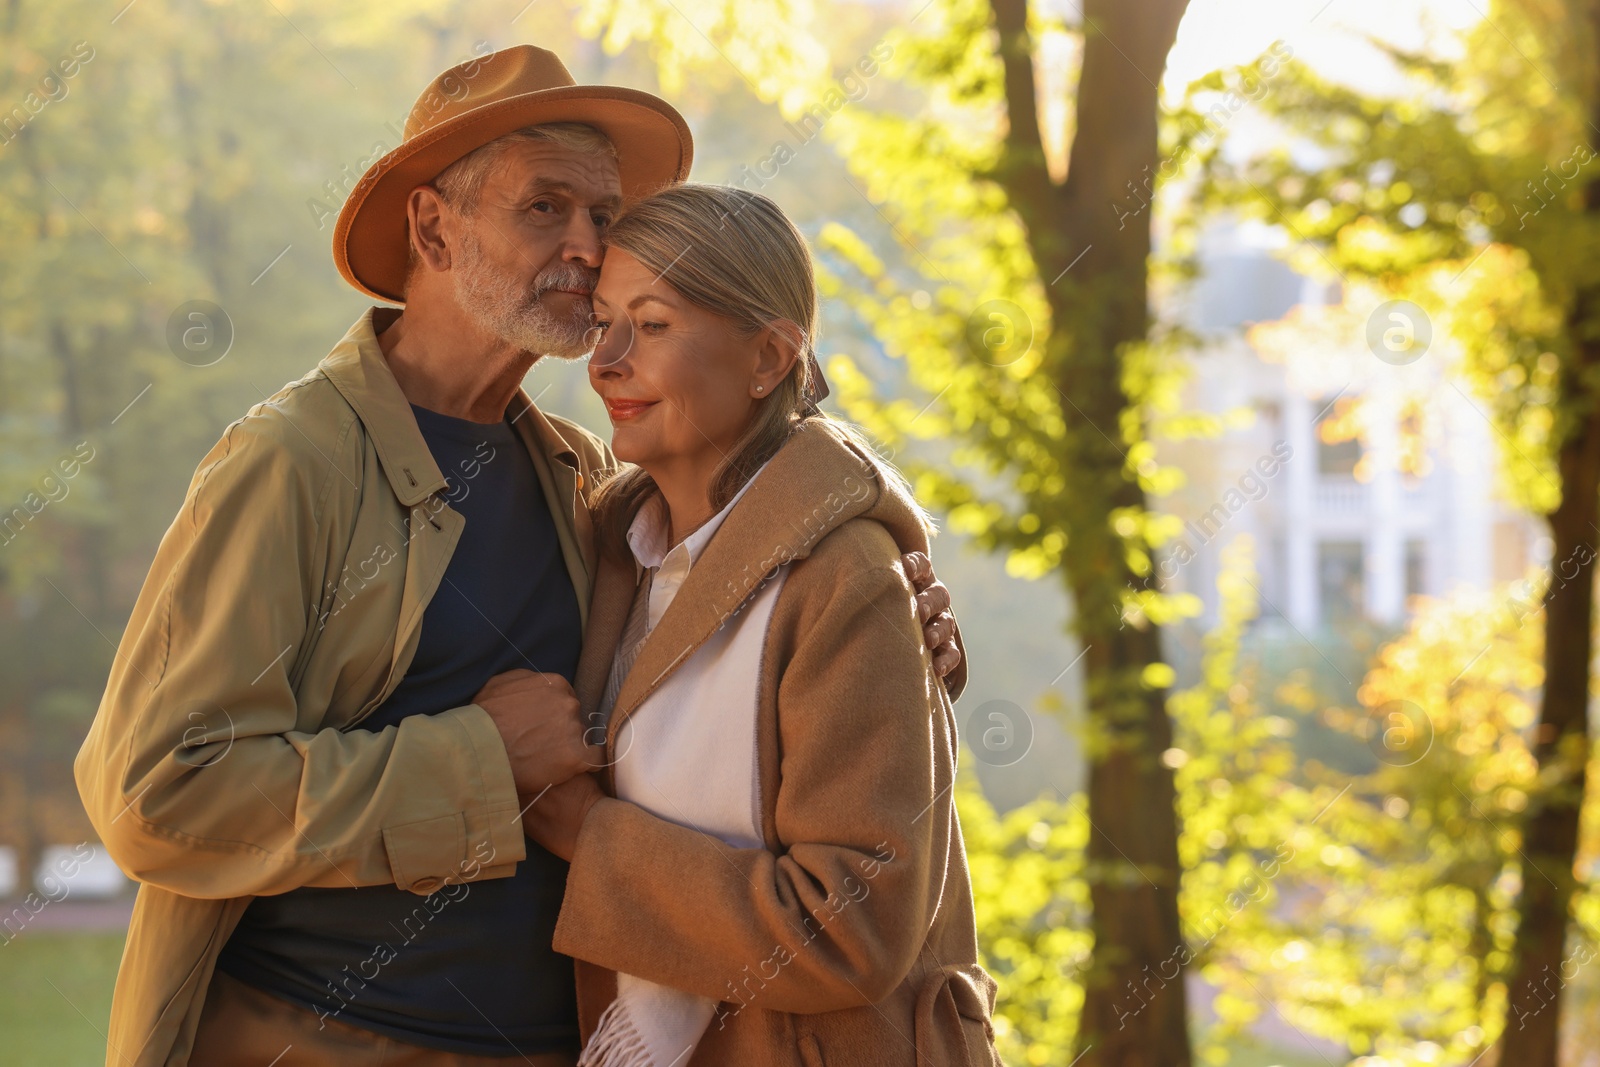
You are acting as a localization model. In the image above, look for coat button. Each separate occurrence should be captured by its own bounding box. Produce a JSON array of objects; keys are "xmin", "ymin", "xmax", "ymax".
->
[{"xmin": 411, "ymin": 876, "xmax": 444, "ymax": 894}]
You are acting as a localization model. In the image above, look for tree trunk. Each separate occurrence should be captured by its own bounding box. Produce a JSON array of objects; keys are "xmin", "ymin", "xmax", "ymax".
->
[
  {"xmin": 1496, "ymin": 403, "xmax": 1598, "ymax": 1062},
  {"xmin": 987, "ymin": 0, "xmax": 1192, "ymax": 1062},
  {"xmin": 1495, "ymin": 39, "xmax": 1600, "ymax": 1065}
]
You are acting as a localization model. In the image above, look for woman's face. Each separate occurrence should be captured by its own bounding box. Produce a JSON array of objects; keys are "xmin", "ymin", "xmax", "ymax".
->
[{"xmin": 586, "ymin": 249, "xmax": 763, "ymax": 476}]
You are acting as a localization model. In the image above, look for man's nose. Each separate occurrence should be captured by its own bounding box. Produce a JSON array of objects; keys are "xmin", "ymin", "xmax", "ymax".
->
[{"xmin": 562, "ymin": 214, "xmax": 605, "ymax": 269}]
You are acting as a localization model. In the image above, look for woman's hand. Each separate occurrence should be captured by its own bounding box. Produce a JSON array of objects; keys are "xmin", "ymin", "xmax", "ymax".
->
[
  {"xmin": 901, "ymin": 552, "xmax": 962, "ymax": 685},
  {"xmin": 521, "ymin": 772, "xmax": 606, "ymax": 862}
]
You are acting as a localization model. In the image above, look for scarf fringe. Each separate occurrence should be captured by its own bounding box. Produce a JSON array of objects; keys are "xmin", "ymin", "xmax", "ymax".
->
[{"xmin": 579, "ymin": 996, "xmax": 670, "ymax": 1067}]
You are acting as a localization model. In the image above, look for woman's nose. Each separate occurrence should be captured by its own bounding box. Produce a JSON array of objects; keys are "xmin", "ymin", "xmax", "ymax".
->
[{"xmin": 588, "ymin": 318, "xmax": 635, "ymax": 373}]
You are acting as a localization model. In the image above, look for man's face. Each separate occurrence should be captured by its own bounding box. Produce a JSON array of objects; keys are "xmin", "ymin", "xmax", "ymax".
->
[{"xmin": 446, "ymin": 140, "xmax": 622, "ymax": 359}]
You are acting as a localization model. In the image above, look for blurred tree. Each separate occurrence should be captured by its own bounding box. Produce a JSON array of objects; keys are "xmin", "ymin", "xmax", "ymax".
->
[
  {"xmin": 1197, "ymin": 1, "xmax": 1600, "ymax": 1060},
  {"xmin": 573, "ymin": 0, "xmax": 1202, "ymax": 1061},
  {"xmin": 822, "ymin": 1, "xmax": 1200, "ymax": 1060}
]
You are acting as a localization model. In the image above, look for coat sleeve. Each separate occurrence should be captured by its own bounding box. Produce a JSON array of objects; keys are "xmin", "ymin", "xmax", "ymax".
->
[
  {"xmin": 74, "ymin": 405, "xmax": 526, "ymax": 899},
  {"xmin": 552, "ymin": 523, "xmax": 955, "ymax": 1012}
]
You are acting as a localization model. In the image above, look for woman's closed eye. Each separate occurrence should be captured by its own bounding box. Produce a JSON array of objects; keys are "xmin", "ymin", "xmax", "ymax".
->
[{"xmin": 589, "ymin": 318, "xmax": 666, "ymax": 333}]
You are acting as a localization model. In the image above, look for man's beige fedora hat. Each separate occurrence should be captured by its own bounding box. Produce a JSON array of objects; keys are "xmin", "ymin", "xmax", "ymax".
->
[{"xmin": 333, "ymin": 44, "xmax": 693, "ymax": 304}]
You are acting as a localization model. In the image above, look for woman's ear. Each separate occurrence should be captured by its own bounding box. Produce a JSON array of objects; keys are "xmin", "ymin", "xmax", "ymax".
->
[{"xmin": 750, "ymin": 320, "xmax": 804, "ymax": 397}]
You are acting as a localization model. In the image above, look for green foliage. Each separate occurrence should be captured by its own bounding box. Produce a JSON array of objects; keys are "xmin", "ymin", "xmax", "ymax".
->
[
  {"xmin": 814, "ymin": 2, "xmax": 1127, "ymax": 583},
  {"xmin": 572, "ymin": 0, "xmax": 827, "ymax": 104},
  {"xmin": 958, "ymin": 772, "xmax": 1090, "ymax": 1064},
  {"xmin": 1173, "ymin": 557, "xmax": 1600, "ymax": 1063}
]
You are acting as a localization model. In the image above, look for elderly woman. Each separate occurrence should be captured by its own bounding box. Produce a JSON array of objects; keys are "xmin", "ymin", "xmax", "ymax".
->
[{"xmin": 520, "ymin": 184, "xmax": 1001, "ymax": 1067}]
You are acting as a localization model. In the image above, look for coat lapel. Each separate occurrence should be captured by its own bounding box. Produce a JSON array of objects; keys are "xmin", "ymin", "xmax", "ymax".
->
[{"xmin": 601, "ymin": 422, "xmax": 895, "ymax": 753}]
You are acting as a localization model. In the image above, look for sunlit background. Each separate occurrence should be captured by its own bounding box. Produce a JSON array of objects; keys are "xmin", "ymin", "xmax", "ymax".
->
[{"xmin": 3, "ymin": 0, "xmax": 1598, "ymax": 1064}]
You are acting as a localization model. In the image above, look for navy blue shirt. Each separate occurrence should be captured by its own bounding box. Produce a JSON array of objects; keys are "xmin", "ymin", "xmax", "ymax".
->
[{"xmin": 217, "ymin": 403, "xmax": 584, "ymax": 1058}]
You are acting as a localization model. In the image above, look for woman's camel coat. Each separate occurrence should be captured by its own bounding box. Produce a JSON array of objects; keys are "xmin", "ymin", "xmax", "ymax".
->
[{"xmin": 552, "ymin": 419, "xmax": 1002, "ymax": 1067}]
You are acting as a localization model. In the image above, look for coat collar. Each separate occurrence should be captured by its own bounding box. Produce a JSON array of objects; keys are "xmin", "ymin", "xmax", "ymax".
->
[
  {"xmin": 593, "ymin": 419, "xmax": 934, "ymax": 750},
  {"xmin": 319, "ymin": 306, "xmax": 583, "ymax": 507}
]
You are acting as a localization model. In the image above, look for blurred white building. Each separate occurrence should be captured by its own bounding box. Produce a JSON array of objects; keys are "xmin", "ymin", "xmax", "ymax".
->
[{"xmin": 1164, "ymin": 221, "xmax": 1543, "ymax": 631}]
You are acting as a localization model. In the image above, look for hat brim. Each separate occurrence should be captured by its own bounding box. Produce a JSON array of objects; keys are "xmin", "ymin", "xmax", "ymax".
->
[{"xmin": 333, "ymin": 85, "xmax": 693, "ymax": 304}]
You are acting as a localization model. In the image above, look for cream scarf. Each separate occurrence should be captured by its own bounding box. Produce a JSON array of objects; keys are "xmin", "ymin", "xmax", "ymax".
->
[{"xmin": 580, "ymin": 474, "xmax": 784, "ymax": 1067}]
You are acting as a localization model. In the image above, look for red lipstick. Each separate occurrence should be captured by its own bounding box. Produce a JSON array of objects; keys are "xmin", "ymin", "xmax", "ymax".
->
[{"xmin": 604, "ymin": 398, "xmax": 658, "ymax": 421}]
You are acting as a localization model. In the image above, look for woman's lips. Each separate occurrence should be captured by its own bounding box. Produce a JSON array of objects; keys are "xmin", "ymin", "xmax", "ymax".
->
[{"xmin": 604, "ymin": 398, "xmax": 658, "ymax": 421}]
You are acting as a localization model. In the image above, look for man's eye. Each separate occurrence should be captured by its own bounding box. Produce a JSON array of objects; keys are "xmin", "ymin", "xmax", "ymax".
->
[
  {"xmin": 592, "ymin": 213, "xmax": 613, "ymax": 228},
  {"xmin": 531, "ymin": 200, "xmax": 556, "ymax": 214}
]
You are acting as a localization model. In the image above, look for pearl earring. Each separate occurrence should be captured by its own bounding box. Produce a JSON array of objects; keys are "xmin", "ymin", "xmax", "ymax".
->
[{"xmin": 755, "ymin": 384, "xmax": 765, "ymax": 393}]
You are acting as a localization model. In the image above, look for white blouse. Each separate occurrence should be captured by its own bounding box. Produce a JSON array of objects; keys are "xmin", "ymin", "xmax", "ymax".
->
[{"xmin": 611, "ymin": 464, "xmax": 780, "ymax": 852}]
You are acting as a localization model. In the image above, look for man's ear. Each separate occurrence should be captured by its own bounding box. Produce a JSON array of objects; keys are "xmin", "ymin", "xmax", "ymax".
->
[
  {"xmin": 751, "ymin": 320, "xmax": 804, "ymax": 396},
  {"xmin": 406, "ymin": 184, "xmax": 454, "ymax": 274}
]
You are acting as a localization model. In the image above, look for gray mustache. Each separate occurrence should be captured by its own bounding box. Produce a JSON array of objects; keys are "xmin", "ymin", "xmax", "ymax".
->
[{"xmin": 533, "ymin": 264, "xmax": 599, "ymax": 296}]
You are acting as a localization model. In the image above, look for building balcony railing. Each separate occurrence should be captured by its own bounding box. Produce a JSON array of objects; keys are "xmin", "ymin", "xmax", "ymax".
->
[
  {"xmin": 1310, "ymin": 476, "xmax": 1434, "ymax": 518},
  {"xmin": 1314, "ymin": 478, "xmax": 1367, "ymax": 514}
]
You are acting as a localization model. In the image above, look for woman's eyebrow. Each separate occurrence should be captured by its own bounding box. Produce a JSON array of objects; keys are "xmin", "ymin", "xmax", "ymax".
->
[{"xmin": 590, "ymin": 292, "xmax": 674, "ymax": 311}]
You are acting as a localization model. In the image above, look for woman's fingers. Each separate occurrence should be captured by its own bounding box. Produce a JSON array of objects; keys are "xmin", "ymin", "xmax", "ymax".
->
[
  {"xmin": 915, "ymin": 580, "xmax": 951, "ymax": 623},
  {"xmin": 902, "ymin": 552, "xmax": 961, "ymax": 681},
  {"xmin": 923, "ymin": 611, "xmax": 955, "ymax": 653},
  {"xmin": 901, "ymin": 551, "xmax": 932, "ymax": 587},
  {"xmin": 903, "ymin": 552, "xmax": 953, "ymax": 624}
]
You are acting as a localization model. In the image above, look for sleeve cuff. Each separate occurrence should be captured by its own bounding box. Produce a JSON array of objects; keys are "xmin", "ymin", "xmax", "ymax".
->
[
  {"xmin": 552, "ymin": 796, "xmax": 629, "ymax": 957},
  {"xmin": 453, "ymin": 703, "xmax": 528, "ymax": 880}
]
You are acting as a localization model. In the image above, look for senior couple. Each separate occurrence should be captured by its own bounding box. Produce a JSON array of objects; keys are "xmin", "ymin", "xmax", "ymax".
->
[{"xmin": 77, "ymin": 44, "xmax": 1001, "ymax": 1067}]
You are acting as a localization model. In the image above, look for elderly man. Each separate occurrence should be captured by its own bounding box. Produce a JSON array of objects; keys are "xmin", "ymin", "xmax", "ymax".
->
[{"xmin": 76, "ymin": 44, "xmax": 961, "ymax": 1067}]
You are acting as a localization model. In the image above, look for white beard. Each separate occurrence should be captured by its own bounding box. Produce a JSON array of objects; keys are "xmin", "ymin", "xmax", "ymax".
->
[{"xmin": 451, "ymin": 227, "xmax": 596, "ymax": 360}]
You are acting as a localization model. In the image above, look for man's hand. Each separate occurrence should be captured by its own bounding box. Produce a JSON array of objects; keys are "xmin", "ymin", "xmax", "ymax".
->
[
  {"xmin": 521, "ymin": 773, "xmax": 605, "ymax": 862},
  {"xmin": 902, "ymin": 551, "xmax": 961, "ymax": 683},
  {"xmin": 473, "ymin": 669, "xmax": 601, "ymax": 797}
]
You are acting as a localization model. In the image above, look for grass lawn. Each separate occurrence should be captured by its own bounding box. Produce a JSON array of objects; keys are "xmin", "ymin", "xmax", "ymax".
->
[
  {"xmin": 0, "ymin": 930, "xmax": 1338, "ymax": 1067},
  {"xmin": 0, "ymin": 930, "xmax": 125, "ymax": 1067}
]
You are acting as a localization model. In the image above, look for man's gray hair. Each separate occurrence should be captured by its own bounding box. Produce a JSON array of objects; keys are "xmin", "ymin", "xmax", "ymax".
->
[{"xmin": 434, "ymin": 122, "xmax": 617, "ymax": 216}]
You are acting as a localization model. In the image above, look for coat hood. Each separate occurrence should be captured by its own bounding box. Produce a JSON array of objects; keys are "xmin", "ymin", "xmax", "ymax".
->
[{"xmin": 696, "ymin": 416, "xmax": 935, "ymax": 618}]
